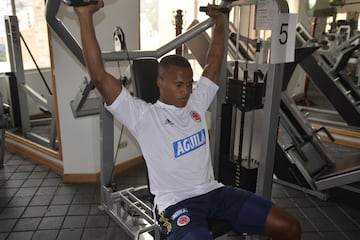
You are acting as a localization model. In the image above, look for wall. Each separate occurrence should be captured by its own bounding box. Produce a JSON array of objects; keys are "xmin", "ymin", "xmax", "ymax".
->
[{"xmin": 50, "ymin": 0, "xmax": 140, "ymax": 174}]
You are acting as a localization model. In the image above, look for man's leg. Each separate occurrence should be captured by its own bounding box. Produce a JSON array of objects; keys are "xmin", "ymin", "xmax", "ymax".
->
[
  {"xmin": 210, "ymin": 186, "xmax": 301, "ymax": 240},
  {"xmin": 264, "ymin": 205, "xmax": 301, "ymax": 240},
  {"xmin": 180, "ymin": 227, "xmax": 212, "ymax": 240}
]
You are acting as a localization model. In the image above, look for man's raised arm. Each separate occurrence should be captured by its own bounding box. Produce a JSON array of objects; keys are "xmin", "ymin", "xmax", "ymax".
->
[
  {"xmin": 202, "ymin": 5, "xmax": 226, "ymax": 85},
  {"xmin": 74, "ymin": 0, "xmax": 122, "ymax": 105}
]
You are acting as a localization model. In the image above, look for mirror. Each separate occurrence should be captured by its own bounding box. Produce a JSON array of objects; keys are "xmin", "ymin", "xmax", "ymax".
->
[{"xmin": 0, "ymin": 0, "xmax": 60, "ymax": 156}]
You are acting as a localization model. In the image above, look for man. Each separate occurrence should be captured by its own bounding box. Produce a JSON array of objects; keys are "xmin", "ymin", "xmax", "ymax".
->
[{"xmin": 74, "ymin": 1, "xmax": 301, "ymax": 239}]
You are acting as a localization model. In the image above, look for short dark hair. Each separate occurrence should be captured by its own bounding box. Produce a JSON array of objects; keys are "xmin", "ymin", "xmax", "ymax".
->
[{"xmin": 158, "ymin": 55, "xmax": 191, "ymax": 77}]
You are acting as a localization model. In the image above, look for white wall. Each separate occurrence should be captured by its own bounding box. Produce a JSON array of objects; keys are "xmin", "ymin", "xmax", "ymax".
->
[{"xmin": 50, "ymin": 0, "xmax": 140, "ymax": 174}]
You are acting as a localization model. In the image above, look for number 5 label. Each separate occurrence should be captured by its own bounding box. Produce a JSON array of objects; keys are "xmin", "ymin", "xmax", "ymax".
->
[{"xmin": 270, "ymin": 13, "xmax": 297, "ymax": 64}]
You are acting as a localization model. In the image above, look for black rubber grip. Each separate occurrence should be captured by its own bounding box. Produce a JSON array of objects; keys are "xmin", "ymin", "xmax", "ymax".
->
[
  {"xmin": 62, "ymin": 0, "xmax": 99, "ymax": 7},
  {"xmin": 199, "ymin": 6, "xmax": 208, "ymax": 12},
  {"xmin": 199, "ymin": 6, "xmax": 230, "ymax": 13}
]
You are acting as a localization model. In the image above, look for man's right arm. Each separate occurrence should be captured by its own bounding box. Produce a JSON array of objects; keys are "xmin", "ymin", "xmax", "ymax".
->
[{"xmin": 75, "ymin": 0, "xmax": 122, "ymax": 105}]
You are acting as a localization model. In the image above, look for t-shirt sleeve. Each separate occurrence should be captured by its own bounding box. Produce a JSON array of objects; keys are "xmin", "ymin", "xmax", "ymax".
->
[
  {"xmin": 104, "ymin": 87, "xmax": 150, "ymax": 135},
  {"xmin": 191, "ymin": 76, "xmax": 219, "ymax": 111}
]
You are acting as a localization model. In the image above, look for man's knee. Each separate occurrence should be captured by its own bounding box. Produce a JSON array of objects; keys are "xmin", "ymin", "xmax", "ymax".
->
[
  {"xmin": 280, "ymin": 215, "xmax": 301, "ymax": 239},
  {"xmin": 265, "ymin": 205, "xmax": 301, "ymax": 240}
]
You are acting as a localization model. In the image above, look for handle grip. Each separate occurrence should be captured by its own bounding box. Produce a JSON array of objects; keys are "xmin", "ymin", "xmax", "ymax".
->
[
  {"xmin": 315, "ymin": 126, "xmax": 335, "ymax": 142},
  {"xmin": 62, "ymin": 0, "xmax": 99, "ymax": 7},
  {"xmin": 199, "ymin": 6, "xmax": 230, "ymax": 13}
]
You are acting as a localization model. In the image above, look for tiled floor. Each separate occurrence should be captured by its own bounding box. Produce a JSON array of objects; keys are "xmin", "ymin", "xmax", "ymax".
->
[{"xmin": 0, "ymin": 145, "xmax": 359, "ymax": 240}]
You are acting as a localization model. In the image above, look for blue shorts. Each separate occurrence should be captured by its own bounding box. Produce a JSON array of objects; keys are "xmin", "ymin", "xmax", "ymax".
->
[{"xmin": 155, "ymin": 186, "xmax": 273, "ymax": 240}]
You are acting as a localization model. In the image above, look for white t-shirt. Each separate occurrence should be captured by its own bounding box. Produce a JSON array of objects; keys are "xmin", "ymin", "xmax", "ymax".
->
[{"xmin": 106, "ymin": 76, "xmax": 223, "ymax": 211}]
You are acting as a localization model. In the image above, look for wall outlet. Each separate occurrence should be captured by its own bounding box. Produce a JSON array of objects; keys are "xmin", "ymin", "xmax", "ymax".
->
[{"xmin": 118, "ymin": 141, "xmax": 128, "ymax": 149}]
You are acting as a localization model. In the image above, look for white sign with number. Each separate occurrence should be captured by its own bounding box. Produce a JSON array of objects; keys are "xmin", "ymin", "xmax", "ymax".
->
[{"xmin": 270, "ymin": 13, "xmax": 297, "ymax": 64}]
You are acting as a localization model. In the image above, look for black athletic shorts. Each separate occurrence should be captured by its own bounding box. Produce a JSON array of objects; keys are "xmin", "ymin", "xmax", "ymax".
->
[{"xmin": 155, "ymin": 185, "xmax": 273, "ymax": 240}]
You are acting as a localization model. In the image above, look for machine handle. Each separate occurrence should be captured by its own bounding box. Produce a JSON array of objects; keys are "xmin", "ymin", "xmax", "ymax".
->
[
  {"xmin": 62, "ymin": 0, "xmax": 99, "ymax": 7},
  {"xmin": 199, "ymin": 6, "xmax": 230, "ymax": 13},
  {"xmin": 315, "ymin": 126, "xmax": 335, "ymax": 142}
]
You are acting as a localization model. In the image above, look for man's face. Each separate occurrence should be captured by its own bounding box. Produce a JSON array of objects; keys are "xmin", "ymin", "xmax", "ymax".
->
[{"xmin": 157, "ymin": 65, "xmax": 193, "ymax": 108}]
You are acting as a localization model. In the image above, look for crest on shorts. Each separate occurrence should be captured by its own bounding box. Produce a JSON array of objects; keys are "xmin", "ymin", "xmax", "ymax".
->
[
  {"xmin": 171, "ymin": 208, "xmax": 188, "ymax": 221},
  {"xmin": 177, "ymin": 215, "xmax": 190, "ymax": 227}
]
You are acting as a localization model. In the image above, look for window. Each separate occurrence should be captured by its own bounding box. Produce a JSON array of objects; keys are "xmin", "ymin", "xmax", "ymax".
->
[
  {"xmin": 140, "ymin": 0, "xmax": 219, "ymax": 80},
  {"xmin": 0, "ymin": 0, "xmax": 50, "ymax": 73},
  {"xmin": 140, "ymin": 0, "xmax": 213, "ymax": 50}
]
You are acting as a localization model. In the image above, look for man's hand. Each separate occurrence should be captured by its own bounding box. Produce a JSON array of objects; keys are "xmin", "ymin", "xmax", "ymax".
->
[
  {"xmin": 201, "ymin": 4, "xmax": 226, "ymax": 85},
  {"xmin": 205, "ymin": 4, "xmax": 226, "ymax": 22},
  {"xmin": 74, "ymin": 0, "xmax": 104, "ymax": 15}
]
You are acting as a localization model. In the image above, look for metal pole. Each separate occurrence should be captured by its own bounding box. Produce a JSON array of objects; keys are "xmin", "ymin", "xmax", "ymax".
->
[
  {"xmin": 5, "ymin": 16, "xmax": 31, "ymax": 133},
  {"xmin": 11, "ymin": 0, "xmax": 16, "ymax": 15},
  {"xmin": 100, "ymin": 103, "xmax": 114, "ymax": 206},
  {"xmin": 255, "ymin": 0, "xmax": 289, "ymax": 200},
  {"xmin": 256, "ymin": 63, "xmax": 284, "ymax": 199}
]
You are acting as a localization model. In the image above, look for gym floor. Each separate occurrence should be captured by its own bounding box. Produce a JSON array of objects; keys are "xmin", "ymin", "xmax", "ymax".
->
[{"xmin": 0, "ymin": 142, "xmax": 359, "ymax": 240}]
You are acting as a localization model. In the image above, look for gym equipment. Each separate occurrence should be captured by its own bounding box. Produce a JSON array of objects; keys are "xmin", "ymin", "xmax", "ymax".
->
[
  {"xmin": 275, "ymin": 91, "xmax": 360, "ymax": 199},
  {"xmin": 272, "ymin": 45, "xmax": 360, "ymax": 199},
  {"xmin": 228, "ymin": 19, "xmax": 360, "ymax": 199},
  {"xmin": 47, "ymin": 0, "xmax": 294, "ymax": 238},
  {"xmin": 2, "ymin": 72, "xmax": 21, "ymax": 129},
  {"xmin": 132, "ymin": 58, "xmax": 159, "ymax": 104},
  {"xmin": 48, "ymin": 0, "xmax": 235, "ymax": 238},
  {"xmin": 296, "ymin": 23, "xmax": 360, "ymax": 127},
  {"xmin": 70, "ymin": 78, "xmax": 99, "ymax": 118},
  {"xmin": 199, "ymin": 6, "xmax": 231, "ymax": 14},
  {"xmin": 61, "ymin": 0, "xmax": 103, "ymax": 118},
  {"xmin": 228, "ymin": 22, "xmax": 257, "ymax": 62}
]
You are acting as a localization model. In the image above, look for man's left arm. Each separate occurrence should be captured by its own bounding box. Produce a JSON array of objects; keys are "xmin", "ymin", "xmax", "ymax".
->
[{"xmin": 202, "ymin": 6, "xmax": 226, "ymax": 85}]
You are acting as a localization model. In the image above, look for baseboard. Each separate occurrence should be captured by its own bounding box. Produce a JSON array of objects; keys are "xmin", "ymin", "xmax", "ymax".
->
[{"xmin": 5, "ymin": 131, "xmax": 63, "ymax": 174}]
